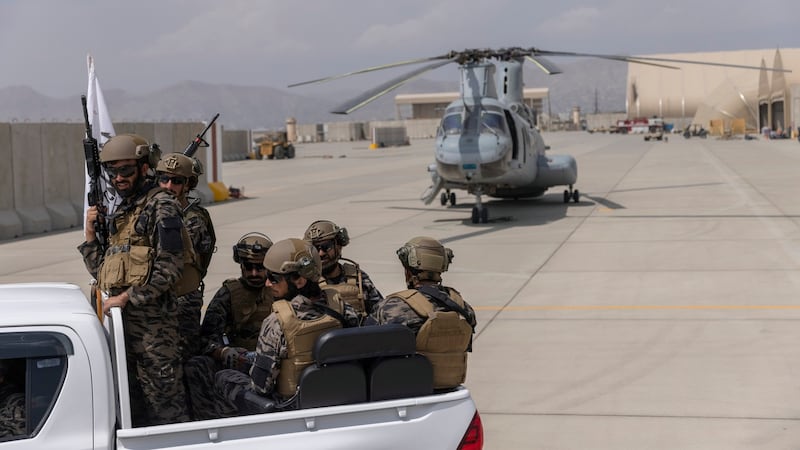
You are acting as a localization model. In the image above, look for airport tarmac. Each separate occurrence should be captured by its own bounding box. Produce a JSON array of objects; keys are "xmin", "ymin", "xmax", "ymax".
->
[{"xmin": 3, "ymin": 131, "xmax": 800, "ymax": 448}]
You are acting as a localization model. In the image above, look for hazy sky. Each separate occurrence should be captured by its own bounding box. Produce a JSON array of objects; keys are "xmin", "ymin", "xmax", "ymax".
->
[{"xmin": 1, "ymin": 0, "xmax": 797, "ymax": 98}]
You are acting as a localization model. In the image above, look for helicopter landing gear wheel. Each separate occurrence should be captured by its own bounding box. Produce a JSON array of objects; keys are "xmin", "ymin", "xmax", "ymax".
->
[
  {"xmin": 440, "ymin": 192, "xmax": 448, "ymax": 206},
  {"xmin": 449, "ymin": 192, "xmax": 456, "ymax": 206},
  {"xmin": 471, "ymin": 206, "xmax": 489, "ymax": 224},
  {"xmin": 565, "ymin": 185, "xmax": 579, "ymax": 203}
]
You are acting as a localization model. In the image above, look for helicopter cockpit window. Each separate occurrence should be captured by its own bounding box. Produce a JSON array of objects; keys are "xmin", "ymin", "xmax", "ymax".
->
[
  {"xmin": 480, "ymin": 112, "xmax": 505, "ymax": 134},
  {"xmin": 442, "ymin": 114, "xmax": 462, "ymax": 135}
]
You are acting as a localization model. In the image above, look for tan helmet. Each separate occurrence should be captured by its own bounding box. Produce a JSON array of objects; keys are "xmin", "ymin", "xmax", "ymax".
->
[
  {"xmin": 100, "ymin": 134, "xmax": 151, "ymax": 163},
  {"xmin": 303, "ymin": 220, "xmax": 349, "ymax": 246},
  {"xmin": 157, "ymin": 152, "xmax": 198, "ymax": 188},
  {"xmin": 264, "ymin": 238, "xmax": 321, "ymax": 280},
  {"xmin": 232, "ymin": 233, "xmax": 272, "ymax": 264},
  {"xmin": 397, "ymin": 236, "xmax": 453, "ymax": 277}
]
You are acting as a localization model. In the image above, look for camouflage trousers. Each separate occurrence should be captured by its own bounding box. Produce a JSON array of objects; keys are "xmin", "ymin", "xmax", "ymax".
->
[
  {"xmin": 0, "ymin": 391, "xmax": 25, "ymax": 438},
  {"xmin": 176, "ymin": 289, "xmax": 203, "ymax": 361},
  {"xmin": 184, "ymin": 356, "xmax": 238, "ymax": 421},
  {"xmin": 124, "ymin": 300, "xmax": 189, "ymax": 427},
  {"xmin": 214, "ymin": 369, "xmax": 279, "ymax": 415}
]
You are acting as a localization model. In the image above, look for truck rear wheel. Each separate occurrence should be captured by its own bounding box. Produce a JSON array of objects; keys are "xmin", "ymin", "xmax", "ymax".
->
[
  {"xmin": 286, "ymin": 145, "xmax": 295, "ymax": 159},
  {"xmin": 274, "ymin": 145, "xmax": 285, "ymax": 159}
]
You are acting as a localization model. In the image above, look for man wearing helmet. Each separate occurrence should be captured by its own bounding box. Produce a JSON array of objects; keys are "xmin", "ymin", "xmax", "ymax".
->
[
  {"xmin": 78, "ymin": 134, "xmax": 190, "ymax": 426},
  {"xmin": 367, "ymin": 236, "xmax": 477, "ymax": 390},
  {"xmin": 156, "ymin": 152, "xmax": 216, "ymax": 359},
  {"xmin": 214, "ymin": 238, "xmax": 360, "ymax": 412},
  {"xmin": 184, "ymin": 233, "xmax": 273, "ymax": 420},
  {"xmin": 303, "ymin": 220, "xmax": 383, "ymax": 317}
]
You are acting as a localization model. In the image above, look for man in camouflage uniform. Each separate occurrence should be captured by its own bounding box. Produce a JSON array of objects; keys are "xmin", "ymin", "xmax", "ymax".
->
[
  {"xmin": 79, "ymin": 134, "xmax": 190, "ymax": 426},
  {"xmin": 0, "ymin": 360, "xmax": 25, "ymax": 438},
  {"xmin": 214, "ymin": 238, "xmax": 360, "ymax": 413},
  {"xmin": 184, "ymin": 233, "xmax": 273, "ymax": 420},
  {"xmin": 156, "ymin": 152, "xmax": 216, "ymax": 360},
  {"xmin": 367, "ymin": 236, "xmax": 477, "ymax": 390},
  {"xmin": 303, "ymin": 220, "xmax": 383, "ymax": 318}
]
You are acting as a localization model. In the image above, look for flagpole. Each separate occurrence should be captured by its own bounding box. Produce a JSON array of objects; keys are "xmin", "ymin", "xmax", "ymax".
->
[{"xmin": 84, "ymin": 54, "xmax": 117, "ymax": 320}]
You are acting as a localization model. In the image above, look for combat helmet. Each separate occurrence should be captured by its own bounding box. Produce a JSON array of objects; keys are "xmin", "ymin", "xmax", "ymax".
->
[
  {"xmin": 397, "ymin": 236, "xmax": 453, "ymax": 281},
  {"xmin": 264, "ymin": 238, "xmax": 321, "ymax": 280},
  {"xmin": 100, "ymin": 134, "xmax": 151, "ymax": 163},
  {"xmin": 304, "ymin": 220, "xmax": 349, "ymax": 246},
  {"xmin": 157, "ymin": 153, "xmax": 198, "ymax": 188},
  {"xmin": 232, "ymin": 233, "xmax": 272, "ymax": 264}
]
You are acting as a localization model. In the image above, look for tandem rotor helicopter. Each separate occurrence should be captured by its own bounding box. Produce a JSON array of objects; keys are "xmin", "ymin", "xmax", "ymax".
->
[{"xmin": 290, "ymin": 47, "xmax": 783, "ymax": 223}]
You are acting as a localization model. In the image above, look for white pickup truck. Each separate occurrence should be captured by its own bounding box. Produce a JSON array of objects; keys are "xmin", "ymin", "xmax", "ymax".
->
[{"xmin": 0, "ymin": 283, "xmax": 483, "ymax": 449}]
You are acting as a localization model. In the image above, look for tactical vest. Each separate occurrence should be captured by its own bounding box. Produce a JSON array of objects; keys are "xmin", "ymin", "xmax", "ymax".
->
[
  {"xmin": 185, "ymin": 203, "xmax": 216, "ymax": 278},
  {"xmin": 224, "ymin": 278, "xmax": 273, "ymax": 349},
  {"xmin": 394, "ymin": 288, "xmax": 473, "ymax": 389},
  {"xmin": 319, "ymin": 259, "xmax": 364, "ymax": 314},
  {"xmin": 273, "ymin": 293, "xmax": 346, "ymax": 398},
  {"xmin": 98, "ymin": 187, "xmax": 200, "ymax": 296}
]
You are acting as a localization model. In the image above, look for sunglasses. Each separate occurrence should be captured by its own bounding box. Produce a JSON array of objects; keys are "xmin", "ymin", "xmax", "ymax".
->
[
  {"xmin": 104, "ymin": 164, "xmax": 137, "ymax": 178},
  {"xmin": 158, "ymin": 174, "xmax": 187, "ymax": 185},
  {"xmin": 266, "ymin": 272, "xmax": 287, "ymax": 284},
  {"xmin": 316, "ymin": 240, "xmax": 335, "ymax": 252},
  {"xmin": 242, "ymin": 261, "xmax": 266, "ymax": 272}
]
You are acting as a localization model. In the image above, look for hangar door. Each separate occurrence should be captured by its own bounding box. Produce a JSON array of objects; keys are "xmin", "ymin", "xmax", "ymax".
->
[
  {"xmin": 759, "ymin": 102, "xmax": 769, "ymax": 129},
  {"xmin": 771, "ymin": 101, "xmax": 784, "ymax": 130}
]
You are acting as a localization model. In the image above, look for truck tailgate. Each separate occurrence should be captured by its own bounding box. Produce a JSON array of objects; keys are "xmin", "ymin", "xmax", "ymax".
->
[{"xmin": 116, "ymin": 388, "xmax": 476, "ymax": 450}]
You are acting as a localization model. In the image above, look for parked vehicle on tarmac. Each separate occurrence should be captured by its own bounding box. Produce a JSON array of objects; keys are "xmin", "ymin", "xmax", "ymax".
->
[
  {"xmin": 0, "ymin": 283, "xmax": 483, "ymax": 450},
  {"xmin": 256, "ymin": 131, "xmax": 295, "ymax": 160}
]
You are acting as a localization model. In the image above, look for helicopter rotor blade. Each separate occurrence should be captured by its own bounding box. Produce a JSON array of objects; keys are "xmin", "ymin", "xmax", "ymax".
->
[
  {"xmin": 331, "ymin": 59, "xmax": 455, "ymax": 114},
  {"xmin": 531, "ymin": 49, "xmax": 790, "ymax": 73},
  {"xmin": 525, "ymin": 55, "xmax": 562, "ymax": 75},
  {"xmin": 288, "ymin": 54, "xmax": 453, "ymax": 88}
]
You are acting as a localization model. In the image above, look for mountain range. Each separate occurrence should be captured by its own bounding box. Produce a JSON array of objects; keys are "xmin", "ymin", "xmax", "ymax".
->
[{"xmin": 0, "ymin": 58, "xmax": 627, "ymax": 130}]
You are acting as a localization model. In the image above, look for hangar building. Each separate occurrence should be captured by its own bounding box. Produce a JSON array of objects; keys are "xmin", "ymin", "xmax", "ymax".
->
[
  {"xmin": 394, "ymin": 88, "xmax": 549, "ymax": 125},
  {"xmin": 626, "ymin": 48, "xmax": 800, "ymax": 133}
]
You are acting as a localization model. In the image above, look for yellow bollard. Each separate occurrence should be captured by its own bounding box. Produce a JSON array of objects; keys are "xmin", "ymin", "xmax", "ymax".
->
[{"xmin": 208, "ymin": 182, "xmax": 230, "ymax": 202}]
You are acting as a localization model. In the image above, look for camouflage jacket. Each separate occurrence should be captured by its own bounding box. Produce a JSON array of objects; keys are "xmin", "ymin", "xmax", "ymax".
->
[
  {"xmin": 184, "ymin": 202, "xmax": 215, "ymax": 278},
  {"xmin": 250, "ymin": 292, "xmax": 360, "ymax": 396},
  {"xmin": 78, "ymin": 182, "xmax": 184, "ymax": 308},
  {"xmin": 200, "ymin": 279, "xmax": 273, "ymax": 355},
  {"xmin": 0, "ymin": 383, "xmax": 25, "ymax": 438},
  {"xmin": 368, "ymin": 284, "xmax": 477, "ymax": 334},
  {"xmin": 324, "ymin": 262, "xmax": 384, "ymax": 315}
]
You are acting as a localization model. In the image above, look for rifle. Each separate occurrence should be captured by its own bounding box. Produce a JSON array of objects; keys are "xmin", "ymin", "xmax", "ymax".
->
[
  {"xmin": 81, "ymin": 95, "xmax": 109, "ymax": 252},
  {"xmin": 184, "ymin": 113, "xmax": 220, "ymax": 157},
  {"xmin": 81, "ymin": 95, "xmax": 109, "ymax": 321}
]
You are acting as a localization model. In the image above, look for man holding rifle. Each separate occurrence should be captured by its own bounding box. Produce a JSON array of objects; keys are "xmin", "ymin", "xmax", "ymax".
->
[
  {"xmin": 156, "ymin": 152, "xmax": 216, "ymax": 360},
  {"xmin": 78, "ymin": 133, "xmax": 190, "ymax": 427}
]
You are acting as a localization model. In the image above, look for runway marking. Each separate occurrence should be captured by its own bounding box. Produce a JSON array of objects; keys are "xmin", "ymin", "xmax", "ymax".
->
[{"xmin": 474, "ymin": 304, "xmax": 800, "ymax": 311}]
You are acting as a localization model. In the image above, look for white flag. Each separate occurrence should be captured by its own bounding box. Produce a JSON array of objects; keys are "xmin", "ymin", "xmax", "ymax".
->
[{"xmin": 83, "ymin": 54, "xmax": 119, "ymax": 238}]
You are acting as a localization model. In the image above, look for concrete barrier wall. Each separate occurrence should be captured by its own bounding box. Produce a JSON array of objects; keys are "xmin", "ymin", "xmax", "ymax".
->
[
  {"xmin": 0, "ymin": 123, "xmax": 23, "ymax": 239},
  {"xmin": 12, "ymin": 123, "xmax": 51, "ymax": 234},
  {"xmin": 222, "ymin": 129, "xmax": 251, "ymax": 161},
  {"xmin": 41, "ymin": 123, "xmax": 83, "ymax": 231},
  {"xmin": 1, "ymin": 121, "xmax": 224, "ymax": 241}
]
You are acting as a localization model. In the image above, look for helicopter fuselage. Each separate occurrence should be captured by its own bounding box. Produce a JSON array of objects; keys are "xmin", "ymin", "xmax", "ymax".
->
[{"xmin": 431, "ymin": 58, "xmax": 575, "ymax": 200}]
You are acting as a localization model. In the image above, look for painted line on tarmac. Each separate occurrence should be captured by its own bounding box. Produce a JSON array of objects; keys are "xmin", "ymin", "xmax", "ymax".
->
[{"xmin": 474, "ymin": 304, "xmax": 800, "ymax": 311}]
